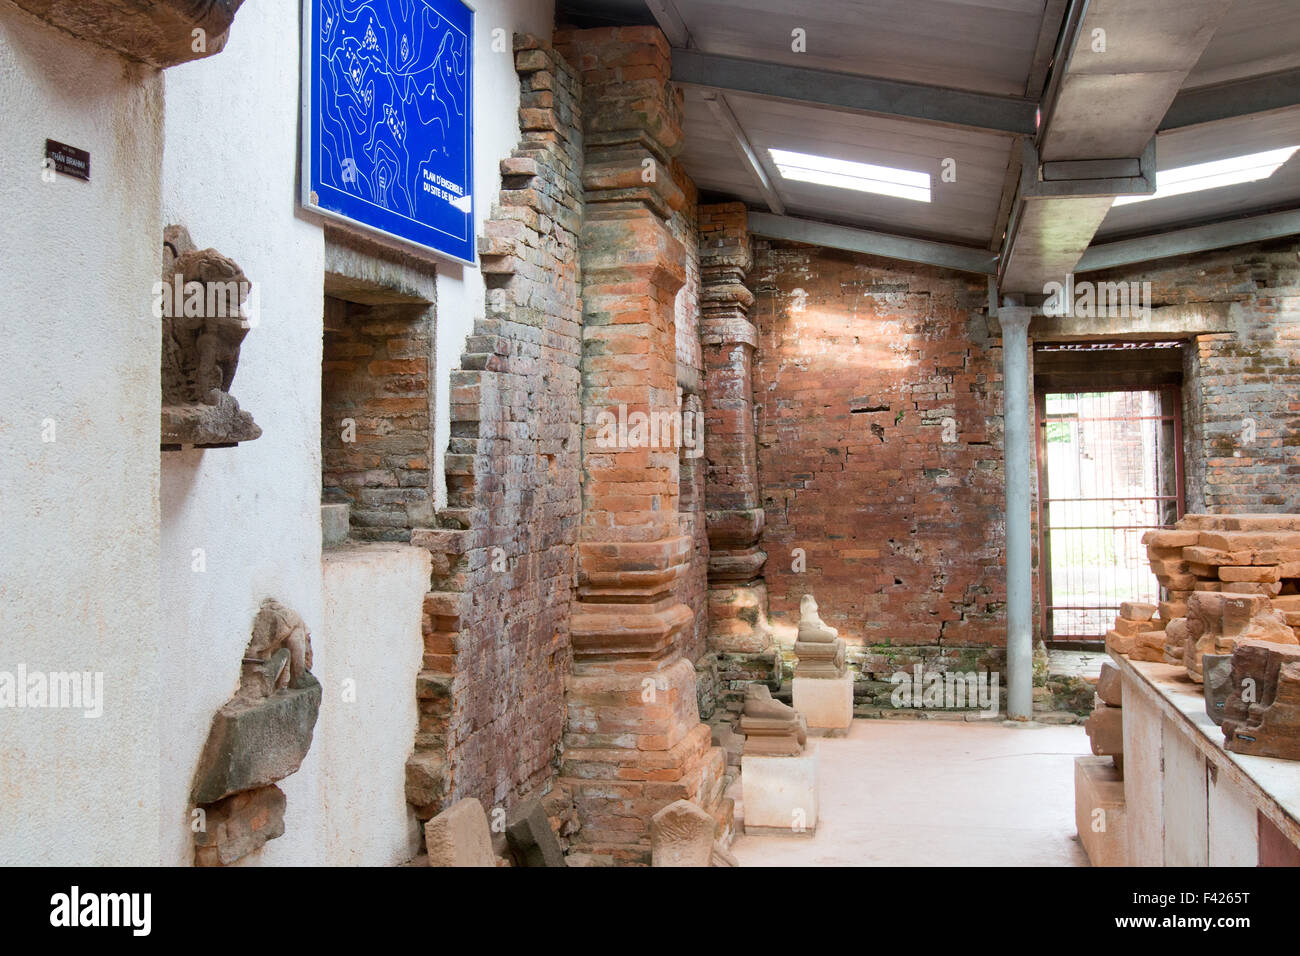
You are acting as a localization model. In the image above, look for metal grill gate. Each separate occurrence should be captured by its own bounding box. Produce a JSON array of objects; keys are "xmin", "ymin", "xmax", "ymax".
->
[{"xmin": 1035, "ymin": 386, "xmax": 1184, "ymax": 645}]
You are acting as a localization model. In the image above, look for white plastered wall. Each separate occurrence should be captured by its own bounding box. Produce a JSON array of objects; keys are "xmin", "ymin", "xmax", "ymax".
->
[
  {"xmin": 157, "ymin": 0, "xmax": 555, "ymax": 865},
  {"xmin": 433, "ymin": 0, "xmax": 555, "ymax": 509},
  {"xmin": 0, "ymin": 6, "xmax": 164, "ymax": 865},
  {"xmin": 158, "ymin": 0, "xmax": 328, "ymax": 865}
]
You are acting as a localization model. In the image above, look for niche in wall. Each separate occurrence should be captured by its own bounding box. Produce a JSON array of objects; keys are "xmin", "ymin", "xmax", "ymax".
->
[{"xmin": 320, "ymin": 231, "xmax": 437, "ymax": 544}]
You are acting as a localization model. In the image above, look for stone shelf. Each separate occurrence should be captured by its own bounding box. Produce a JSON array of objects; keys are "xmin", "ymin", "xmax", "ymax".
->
[{"xmin": 1110, "ymin": 650, "xmax": 1300, "ymax": 864}]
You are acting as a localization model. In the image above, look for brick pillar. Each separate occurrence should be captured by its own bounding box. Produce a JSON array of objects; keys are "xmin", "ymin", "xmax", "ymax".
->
[
  {"xmin": 699, "ymin": 204, "xmax": 778, "ymax": 706},
  {"xmin": 555, "ymin": 26, "xmax": 728, "ymax": 864}
]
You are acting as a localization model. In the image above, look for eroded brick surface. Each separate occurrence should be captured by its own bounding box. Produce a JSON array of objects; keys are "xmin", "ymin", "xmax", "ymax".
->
[
  {"xmin": 408, "ymin": 35, "xmax": 583, "ymax": 820},
  {"xmin": 752, "ymin": 241, "xmax": 1007, "ymax": 651}
]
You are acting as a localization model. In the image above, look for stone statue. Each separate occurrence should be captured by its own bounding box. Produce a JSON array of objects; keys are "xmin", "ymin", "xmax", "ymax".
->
[
  {"xmin": 160, "ymin": 225, "xmax": 261, "ymax": 447},
  {"xmin": 738, "ymin": 684, "xmax": 806, "ymax": 756},
  {"xmin": 237, "ymin": 599, "xmax": 314, "ymax": 703},
  {"xmin": 793, "ymin": 594, "xmax": 847, "ymax": 679}
]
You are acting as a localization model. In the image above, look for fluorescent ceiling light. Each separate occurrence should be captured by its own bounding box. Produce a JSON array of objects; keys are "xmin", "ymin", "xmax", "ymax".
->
[
  {"xmin": 1113, "ymin": 146, "xmax": 1299, "ymax": 206},
  {"xmin": 769, "ymin": 147, "xmax": 931, "ymax": 203}
]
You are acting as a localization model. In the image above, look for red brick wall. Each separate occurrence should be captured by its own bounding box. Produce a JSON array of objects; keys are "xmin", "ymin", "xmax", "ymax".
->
[
  {"xmin": 322, "ymin": 300, "xmax": 433, "ymax": 539},
  {"xmin": 751, "ymin": 240, "xmax": 1008, "ymax": 655}
]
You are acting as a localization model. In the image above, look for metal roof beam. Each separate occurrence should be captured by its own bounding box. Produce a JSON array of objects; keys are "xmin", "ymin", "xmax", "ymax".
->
[
  {"xmin": 1161, "ymin": 68, "xmax": 1300, "ymax": 131},
  {"xmin": 748, "ymin": 212, "xmax": 997, "ymax": 275},
  {"xmin": 1075, "ymin": 207, "xmax": 1300, "ymax": 272},
  {"xmin": 671, "ymin": 48, "xmax": 1038, "ymax": 136}
]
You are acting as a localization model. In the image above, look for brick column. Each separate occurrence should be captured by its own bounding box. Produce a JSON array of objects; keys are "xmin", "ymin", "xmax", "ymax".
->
[
  {"xmin": 555, "ymin": 26, "xmax": 728, "ymax": 864},
  {"xmin": 699, "ymin": 204, "xmax": 778, "ymax": 702}
]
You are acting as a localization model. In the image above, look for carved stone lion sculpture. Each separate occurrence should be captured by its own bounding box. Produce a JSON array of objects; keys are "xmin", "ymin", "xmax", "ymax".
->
[{"xmin": 160, "ymin": 224, "xmax": 261, "ymax": 447}]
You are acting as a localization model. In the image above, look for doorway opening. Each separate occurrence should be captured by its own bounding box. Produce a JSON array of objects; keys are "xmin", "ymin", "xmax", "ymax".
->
[{"xmin": 1035, "ymin": 385, "xmax": 1184, "ymax": 645}]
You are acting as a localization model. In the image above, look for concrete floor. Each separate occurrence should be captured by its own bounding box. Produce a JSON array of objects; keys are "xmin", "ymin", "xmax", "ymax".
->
[{"xmin": 729, "ymin": 719, "xmax": 1092, "ymax": 866}]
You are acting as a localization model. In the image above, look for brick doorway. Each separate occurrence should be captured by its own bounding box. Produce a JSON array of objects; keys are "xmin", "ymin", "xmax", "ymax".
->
[{"xmin": 1035, "ymin": 382, "xmax": 1185, "ymax": 645}]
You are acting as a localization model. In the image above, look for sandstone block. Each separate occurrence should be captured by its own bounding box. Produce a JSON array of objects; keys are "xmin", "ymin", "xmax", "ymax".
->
[
  {"xmin": 425, "ymin": 798, "xmax": 497, "ymax": 867},
  {"xmin": 650, "ymin": 799, "xmax": 715, "ymax": 866},
  {"xmin": 741, "ymin": 746, "xmax": 818, "ymax": 834},
  {"xmin": 792, "ymin": 674, "xmax": 854, "ymax": 731},
  {"xmin": 1084, "ymin": 702, "xmax": 1123, "ymax": 756},
  {"xmin": 1074, "ymin": 756, "xmax": 1128, "ymax": 867},
  {"xmin": 1095, "ymin": 663, "xmax": 1122, "ymax": 707}
]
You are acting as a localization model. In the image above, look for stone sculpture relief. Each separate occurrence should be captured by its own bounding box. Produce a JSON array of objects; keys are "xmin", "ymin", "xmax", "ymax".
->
[
  {"xmin": 1221, "ymin": 640, "xmax": 1300, "ymax": 760},
  {"xmin": 160, "ymin": 225, "xmax": 261, "ymax": 448},
  {"xmin": 793, "ymin": 594, "xmax": 847, "ymax": 678},
  {"xmin": 191, "ymin": 599, "xmax": 321, "ymax": 865},
  {"xmin": 1181, "ymin": 591, "xmax": 1294, "ymax": 683},
  {"xmin": 738, "ymin": 684, "xmax": 806, "ymax": 756}
]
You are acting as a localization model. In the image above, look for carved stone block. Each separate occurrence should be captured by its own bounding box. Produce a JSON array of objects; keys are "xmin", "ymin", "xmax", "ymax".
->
[
  {"xmin": 425, "ymin": 798, "xmax": 498, "ymax": 867},
  {"xmin": 10, "ymin": 0, "xmax": 246, "ymax": 68},
  {"xmin": 1222, "ymin": 641, "xmax": 1300, "ymax": 760},
  {"xmin": 1183, "ymin": 591, "xmax": 1295, "ymax": 683},
  {"xmin": 191, "ymin": 600, "xmax": 320, "ymax": 864},
  {"xmin": 650, "ymin": 799, "xmax": 715, "ymax": 867},
  {"xmin": 1202, "ymin": 653, "xmax": 1232, "ymax": 726}
]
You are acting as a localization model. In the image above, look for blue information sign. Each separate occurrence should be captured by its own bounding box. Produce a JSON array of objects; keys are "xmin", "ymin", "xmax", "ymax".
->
[{"xmin": 303, "ymin": 0, "xmax": 474, "ymax": 263}]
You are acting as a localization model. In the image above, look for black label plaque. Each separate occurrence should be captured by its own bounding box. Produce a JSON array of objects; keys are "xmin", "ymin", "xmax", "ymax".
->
[{"xmin": 44, "ymin": 139, "xmax": 90, "ymax": 181}]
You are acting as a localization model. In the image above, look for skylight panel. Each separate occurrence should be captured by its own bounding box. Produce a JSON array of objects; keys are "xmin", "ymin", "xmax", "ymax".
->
[
  {"xmin": 1112, "ymin": 146, "xmax": 1299, "ymax": 206},
  {"xmin": 769, "ymin": 147, "xmax": 932, "ymax": 203}
]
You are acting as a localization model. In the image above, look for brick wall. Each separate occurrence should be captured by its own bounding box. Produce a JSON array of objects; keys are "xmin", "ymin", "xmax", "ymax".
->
[
  {"xmin": 751, "ymin": 240, "xmax": 1008, "ymax": 693},
  {"xmin": 407, "ymin": 35, "xmax": 583, "ymax": 820},
  {"xmin": 322, "ymin": 300, "xmax": 434, "ymax": 539},
  {"xmin": 1088, "ymin": 238, "xmax": 1300, "ymax": 514}
]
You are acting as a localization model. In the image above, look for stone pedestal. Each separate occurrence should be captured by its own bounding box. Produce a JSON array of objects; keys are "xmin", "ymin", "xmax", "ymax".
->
[
  {"xmin": 1074, "ymin": 755, "xmax": 1128, "ymax": 867},
  {"xmin": 793, "ymin": 674, "xmax": 854, "ymax": 733},
  {"xmin": 741, "ymin": 745, "xmax": 819, "ymax": 834}
]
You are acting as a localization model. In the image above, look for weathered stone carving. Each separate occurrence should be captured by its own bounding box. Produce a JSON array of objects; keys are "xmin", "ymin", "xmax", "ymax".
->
[
  {"xmin": 1222, "ymin": 641, "xmax": 1300, "ymax": 760},
  {"xmin": 738, "ymin": 684, "xmax": 806, "ymax": 756},
  {"xmin": 793, "ymin": 594, "xmax": 847, "ymax": 678},
  {"xmin": 161, "ymin": 225, "xmax": 261, "ymax": 448},
  {"xmin": 1182, "ymin": 591, "xmax": 1295, "ymax": 683},
  {"xmin": 11, "ymin": 0, "xmax": 247, "ymax": 68},
  {"xmin": 650, "ymin": 799, "xmax": 715, "ymax": 867},
  {"xmin": 503, "ymin": 799, "xmax": 565, "ymax": 868},
  {"xmin": 1202, "ymin": 653, "xmax": 1233, "ymax": 725},
  {"xmin": 191, "ymin": 599, "xmax": 321, "ymax": 865}
]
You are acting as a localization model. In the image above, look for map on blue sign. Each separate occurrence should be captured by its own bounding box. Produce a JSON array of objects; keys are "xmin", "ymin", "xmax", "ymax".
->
[{"xmin": 306, "ymin": 0, "xmax": 474, "ymax": 262}]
